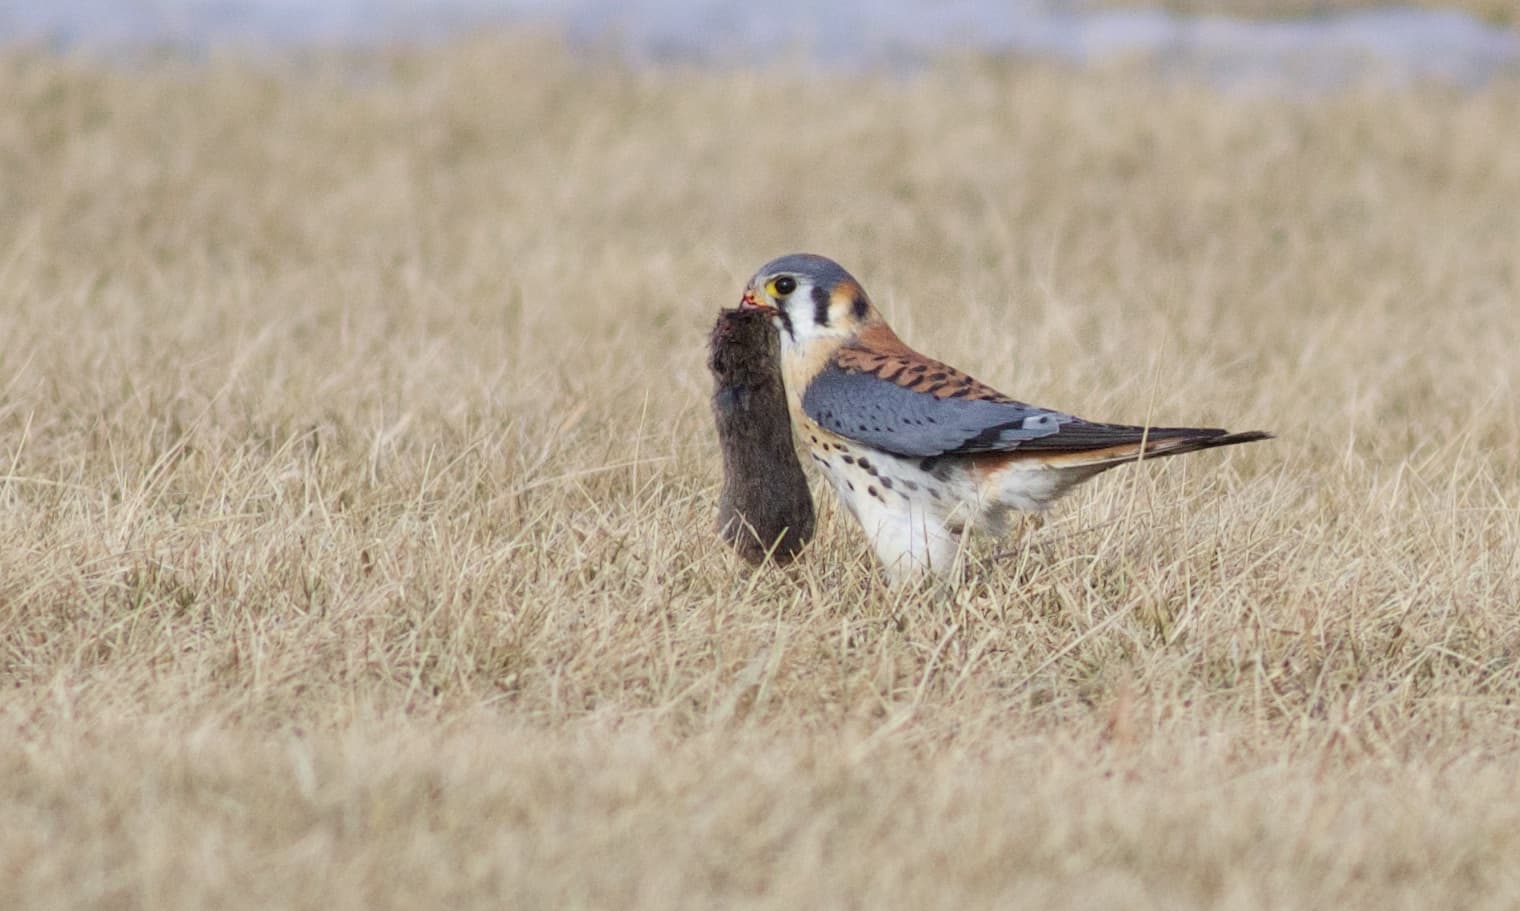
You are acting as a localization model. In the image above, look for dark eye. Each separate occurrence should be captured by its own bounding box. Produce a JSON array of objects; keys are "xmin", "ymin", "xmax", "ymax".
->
[{"xmin": 773, "ymin": 276, "xmax": 797, "ymax": 296}]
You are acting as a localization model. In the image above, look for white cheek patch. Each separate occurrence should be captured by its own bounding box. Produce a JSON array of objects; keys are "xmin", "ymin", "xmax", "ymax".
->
[{"xmin": 786, "ymin": 294, "xmax": 816, "ymax": 335}]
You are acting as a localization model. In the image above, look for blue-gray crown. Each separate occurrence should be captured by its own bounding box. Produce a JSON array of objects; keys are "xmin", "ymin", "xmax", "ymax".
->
[{"xmin": 752, "ymin": 253, "xmax": 861, "ymax": 291}]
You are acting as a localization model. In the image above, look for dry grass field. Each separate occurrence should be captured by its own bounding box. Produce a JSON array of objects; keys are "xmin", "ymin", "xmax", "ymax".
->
[{"xmin": 2, "ymin": 36, "xmax": 1519, "ymax": 909}]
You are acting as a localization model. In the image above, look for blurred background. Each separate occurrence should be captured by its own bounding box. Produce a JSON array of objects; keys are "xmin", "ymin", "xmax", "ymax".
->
[
  {"xmin": 4, "ymin": 4, "xmax": 1520, "ymax": 909},
  {"xmin": 5, "ymin": 0, "xmax": 1518, "ymax": 90}
]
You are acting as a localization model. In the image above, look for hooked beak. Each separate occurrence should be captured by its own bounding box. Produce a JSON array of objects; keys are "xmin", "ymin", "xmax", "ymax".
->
[{"xmin": 740, "ymin": 287, "xmax": 776, "ymax": 313}]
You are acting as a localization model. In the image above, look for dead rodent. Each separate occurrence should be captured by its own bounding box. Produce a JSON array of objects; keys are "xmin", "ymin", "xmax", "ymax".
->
[{"xmin": 708, "ymin": 307, "xmax": 815, "ymax": 565}]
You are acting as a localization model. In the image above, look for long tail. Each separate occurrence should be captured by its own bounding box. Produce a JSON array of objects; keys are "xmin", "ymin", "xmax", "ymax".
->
[
  {"xmin": 1142, "ymin": 429, "xmax": 1274, "ymax": 457},
  {"xmin": 1019, "ymin": 427, "xmax": 1273, "ymax": 470}
]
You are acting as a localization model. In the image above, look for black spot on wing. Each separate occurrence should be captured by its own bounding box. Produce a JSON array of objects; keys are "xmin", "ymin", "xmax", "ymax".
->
[
  {"xmin": 802, "ymin": 363, "xmax": 1073, "ymax": 458},
  {"xmin": 958, "ymin": 411, "xmax": 1066, "ymax": 451}
]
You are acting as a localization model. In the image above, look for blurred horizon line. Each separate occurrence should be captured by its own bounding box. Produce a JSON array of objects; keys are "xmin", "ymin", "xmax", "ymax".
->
[{"xmin": 3, "ymin": 1, "xmax": 1518, "ymax": 92}]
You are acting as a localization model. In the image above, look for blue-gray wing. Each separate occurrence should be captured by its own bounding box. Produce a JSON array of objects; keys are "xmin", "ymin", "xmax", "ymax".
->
[{"xmin": 801, "ymin": 365, "xmax": 1075, "ymax": 458}]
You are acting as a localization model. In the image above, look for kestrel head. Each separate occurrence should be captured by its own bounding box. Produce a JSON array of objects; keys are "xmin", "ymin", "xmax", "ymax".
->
[{"xmin": 740, "ymin": 253, "xmax": 879, "ymax": 347}]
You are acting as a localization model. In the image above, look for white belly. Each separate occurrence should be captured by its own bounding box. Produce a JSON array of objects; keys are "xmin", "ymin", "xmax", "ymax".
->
[
  {"xmin": 801, "ymin": 433, "xmax": 969, "ymax": 582},
  {"xmin": 794, "ymin": 415, "xmax": 1098, "ymax": 583}
]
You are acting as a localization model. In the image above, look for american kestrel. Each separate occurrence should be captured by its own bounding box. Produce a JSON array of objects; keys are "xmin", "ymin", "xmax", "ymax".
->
[{"xmin": 739, "ymin": 253, "xmax": 1270, "ymax": 584}]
